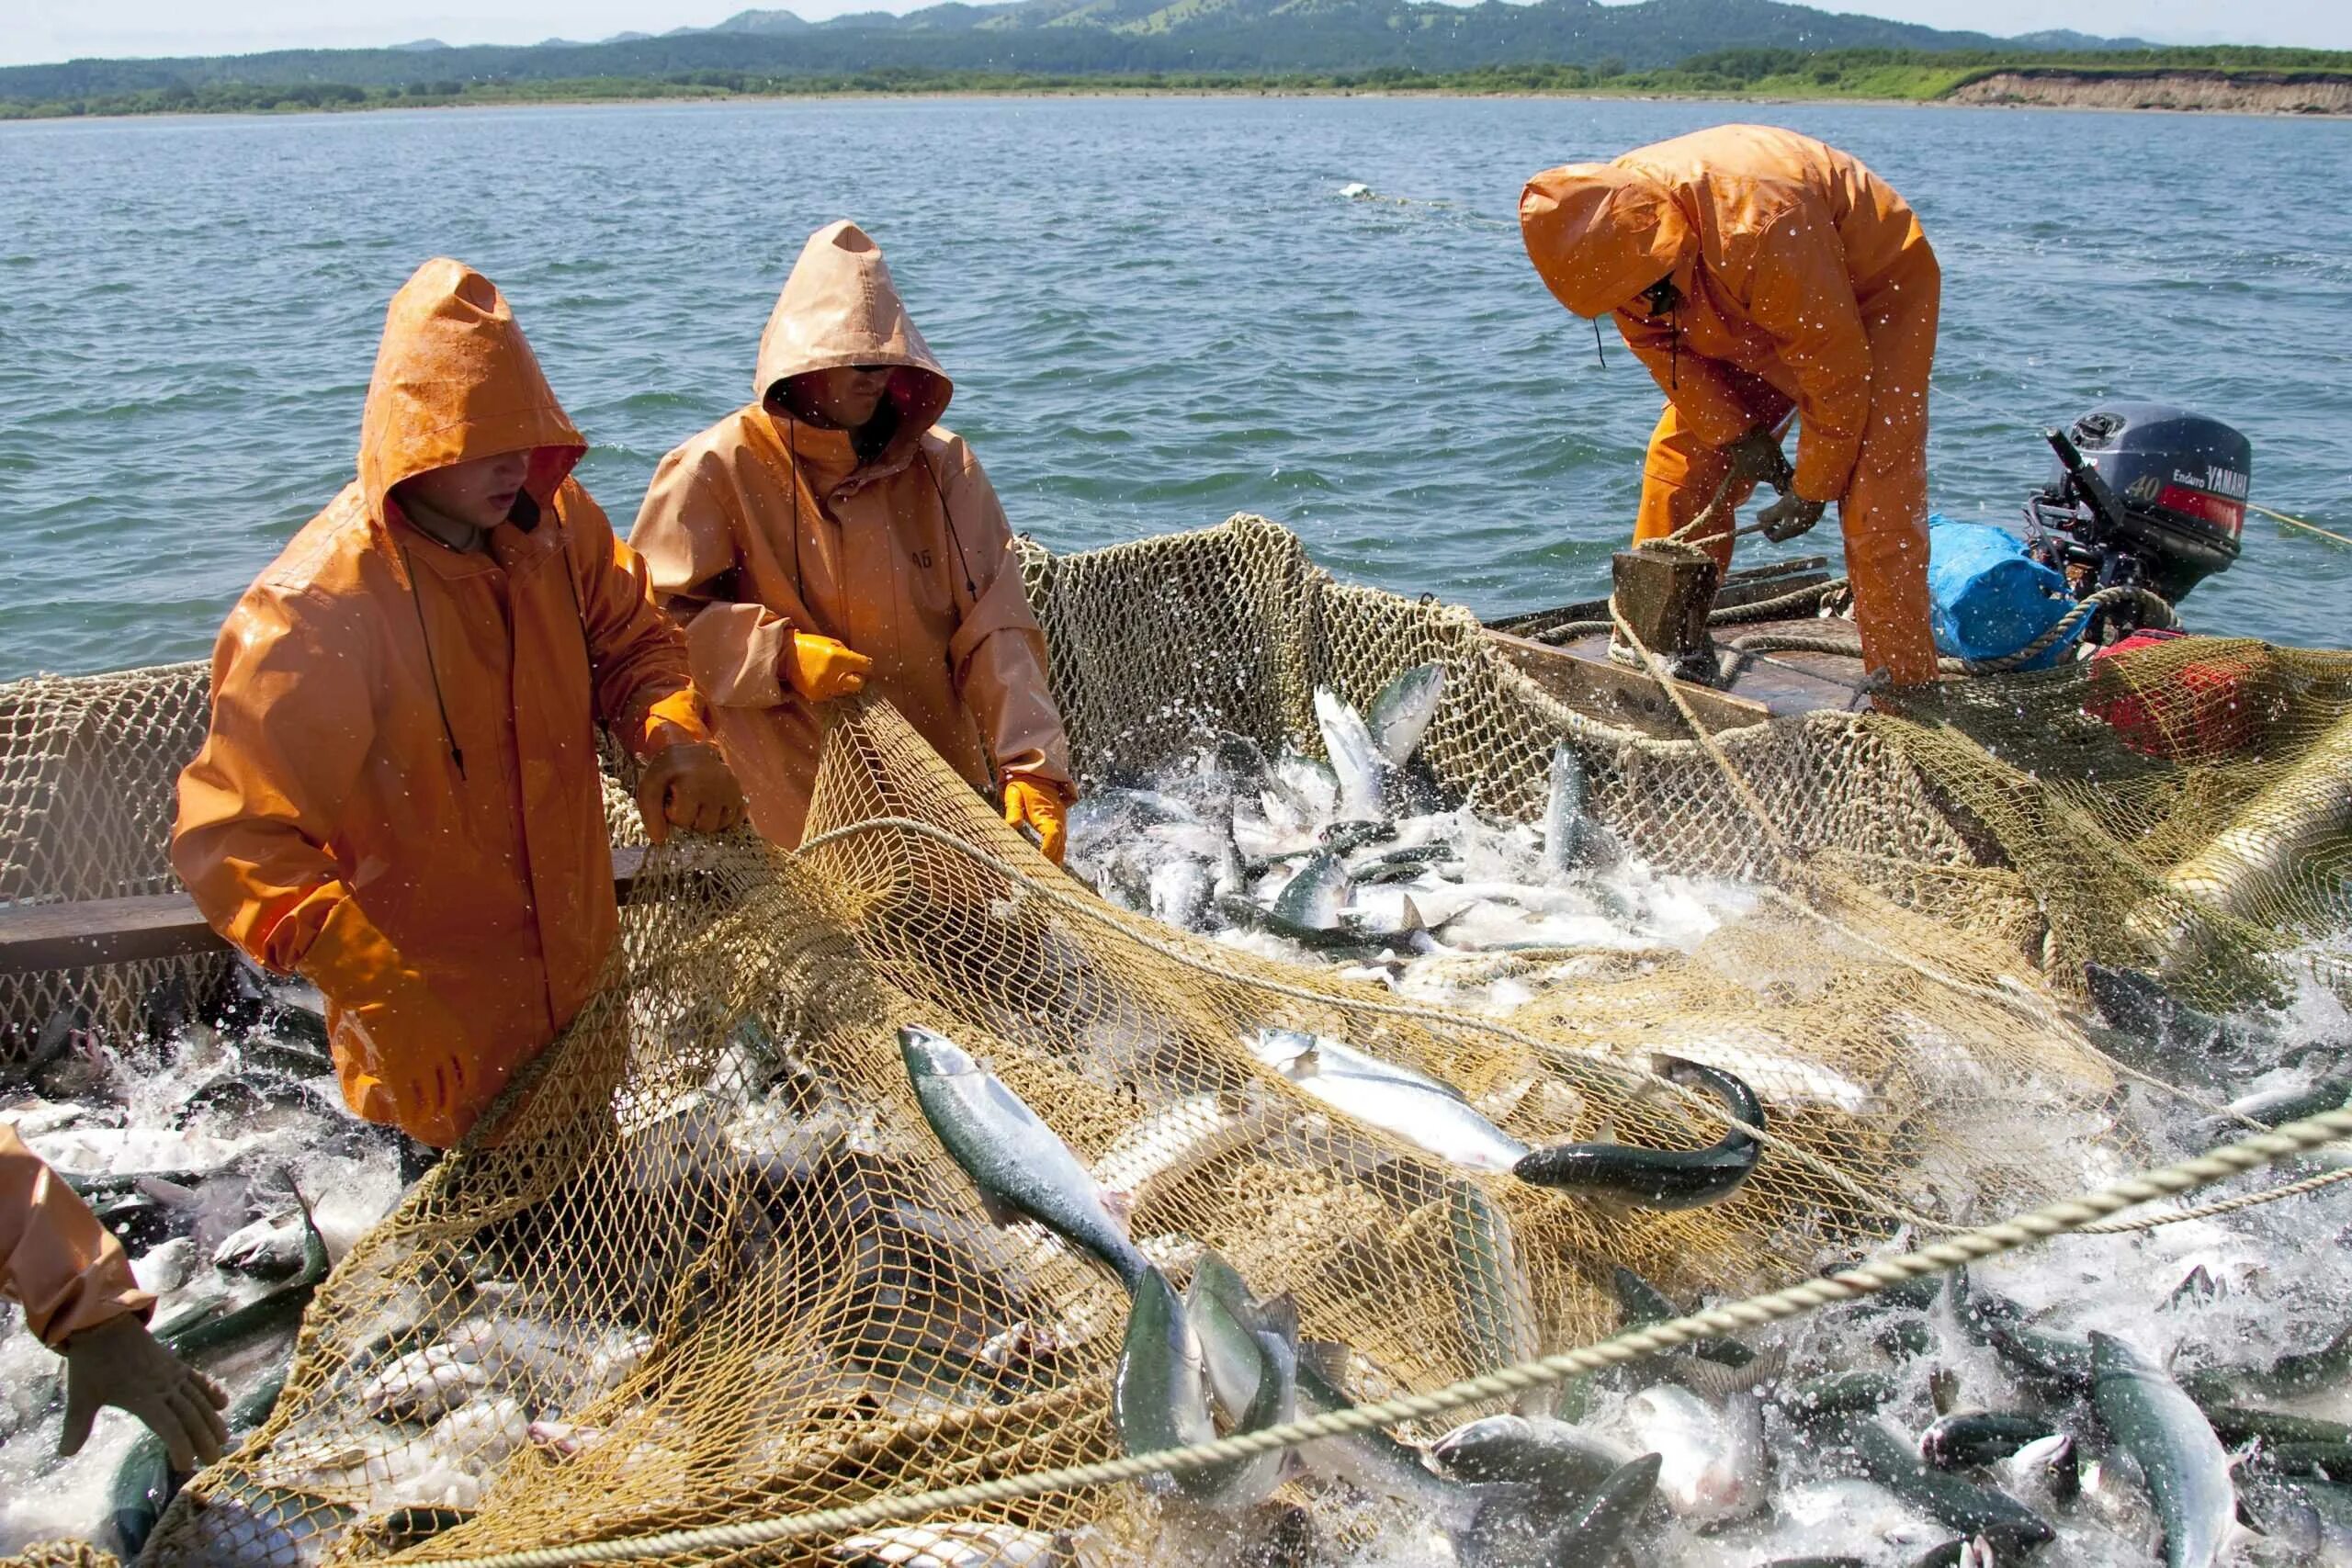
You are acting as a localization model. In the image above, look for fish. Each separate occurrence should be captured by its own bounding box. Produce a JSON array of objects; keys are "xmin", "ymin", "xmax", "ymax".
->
[
  {"xmin": 1248, "ymin": 1027, "xmax": 1528, "ymax": 1173},
  {"xmin": 1541, "ymin": 742, "xmax": 1614, "ymax": 876},
  {"xmin": 1314, "ymin": 688, "xmax": 1386, "ymax": 823},
  {"xmin": 109, "ymin": 1364, "xmax": 293, "ymax": 1555},
  {"xmin": 1910, "ymin": 1540, "xmax": 2000, "ymax": 1568},
  {"xmin": 899, "ymin": 1025, "xmax": 1148, "ymax": 1292},
  {"xmin": 1834, "ymin": 1413, "xmax": 2053, "ymax": 1553},
  {"xmin": 1284, "ymin": 1341, "xmax": 1491, "ymax": 1529},
  {"xmin": 2091, "ymin": 1331, "xmax": 2238, "ymax": 1568},
  {"xmin": 1774, "ymin": 1371, "xmax": 1901, "ymax": 1425},
  {"xmin": 1918, "ymin": 1411, "xmax": 2057, "ymax": 1471},
  {"xmin": 1611, "ymin": 1265, "xmax": 1755, "ymax": 1368},
  {"xmin": 1271, "ymin": 851, "xmax": 1351, "ymax": 931},
  {"xmin": 2180, "ymin": 1319, "xmax": 2352, "ymax": 1404},
  {"xmin": 1997, "ymin": 1431, "xmax": 2080, "ymax": 1509},
  {"xmin": 1948, "ymin": 1269, "xmax": 2092, "ymax": 1397},
  {"xmin": 1147, "ymin": 856, "xmax": 1214, "ymax": 931},
  {"xmin": 213, "ymin": 1211, "xmax": 311, "ymax": 1280},
  {"xmin": 146, "ymin": 1472, "xmax": 353, "ymax": 1568},
  {"xmin": 1365, "ymin": 663, "xmax": 1445, "ymax": 767},
  {"xmin": 1531, "ymin": 1452, "xmax": 1662, "ymax": 1562},
  {"xmin": 829, "ymin": 1525, "xmax": 1074, "ymax": 1568},
  {"xmin": 1623, "ymin": 1383, "xmax": 1769, "ymax": 1526},
  {"xmin": 162, "ymin": 1180, "xmax": 329, "ymax": 1360},
  {"xmin": 1511, "ymin": 1055, "xmax": 1764, "ymax": 1210},
  {"xmin": 1447, "ymin": 1182, "xmax": 1547, "ymax": 1416},
  {"xmin": 2199, "ymin": 1405, "xmax": 2352, "ymax": 1447},
  {"xmin": 360, "ymin": 1346, "xmax": 493, "ymax": 1422},
  {"xmin": 1428, "ymin": 1412, "xmax": 1634, "ymax": 1496},
  {"xmin": 2240, "ymin": 1475, "xmax": 2352, "ymax": 1566},
  {"xmin": 1113, "ymin": 1265, "xmax": 1287, "ymax": 1507},
  {"xmin": 1089, "ymin": 1094, "xmax": 1268, "ymax": 1201}
]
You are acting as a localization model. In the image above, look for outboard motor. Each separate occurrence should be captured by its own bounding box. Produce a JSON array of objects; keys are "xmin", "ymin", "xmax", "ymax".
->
[{"xmin": 2023, "ymin": 402, "xmax": 2248, "ymax": 636}]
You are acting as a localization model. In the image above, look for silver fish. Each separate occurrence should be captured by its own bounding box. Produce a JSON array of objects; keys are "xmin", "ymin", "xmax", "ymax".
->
[
  {"xmin": 1114, "ymin": 1265, "xmax": 1287, "ymax": 1508},
  {"xmin": 1314, "ymin": 688, "xmax": 1386, "ymax": 822},
  {"xmin": 1249, "ymin": 1028, "xmax": 1529, "ymax": 1173},
  {"xmin": 899, "ymin": 1026, "xmax": 1148, "ymax": 1292},
  {"xmin": 1429, "ymin": 1412, "xmax": 1634, "ymax": 1496},
  {"xmin": 2091, "ymin": 1331, "xmax": 2237, "ymax": 1568},
  {"xmin": 1542, "ymin": 742, "xmax": 1593, "ymax": 878},
  {"xmin": 829, "ymin": 1525, "xmax": 1073, "ymax": 1568},
  {"xmin": 1271, "ymin": 850, "xmax": 1351, "ymax": 931},
  {"xmin": 1447, "ymin": 1180, "xmax": 1548, "ymax": 1417},
  {"xmin": 1624, "ymin": 1384, "xmax": 1770, "ymax": 1526},
  {"xmin": 1366, "ymin": 663, "xmax": 1446, "ymax": 768}
]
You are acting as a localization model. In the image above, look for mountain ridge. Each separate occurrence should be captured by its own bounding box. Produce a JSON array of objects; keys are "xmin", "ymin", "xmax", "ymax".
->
[{"xmin": 4, "ymin": 0, "xmax": 2157, "ymax": 98}]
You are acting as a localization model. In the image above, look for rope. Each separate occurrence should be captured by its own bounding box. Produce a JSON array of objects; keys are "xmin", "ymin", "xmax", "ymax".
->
[
  {"xmin": 2075, "ymin": 1160, "xmax": 2352, "ymax": 1234},
  {"xmin": 365, "ymin": 1105, "xmax": 2352, "ymax": 1568},
  {"xmin": 789, "ymin": 815, "xmax": 1952, "ymax": 1234},
  {"xmin": 2249, "ymin": 501, "xmax": 2352, "ymax": 549}
]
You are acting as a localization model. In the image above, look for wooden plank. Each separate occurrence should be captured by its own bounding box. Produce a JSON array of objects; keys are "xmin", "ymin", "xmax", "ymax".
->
[
  {"xmin": 1486, "ymin": 627, "xmax": 1771, "ymax": 739},
  {"xmin": 0, "ymin": 844, "xmax": 652, "ymax": 976},
  {"xmin": 1485, "ymin": 556, "xmax": 1832, "ymax": 637}
]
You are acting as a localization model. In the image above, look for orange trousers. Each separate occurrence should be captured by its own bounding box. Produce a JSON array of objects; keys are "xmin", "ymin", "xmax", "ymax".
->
[{"xmin": 1631, "ymin": 280, "xmax": 1942, "ymax": 688}]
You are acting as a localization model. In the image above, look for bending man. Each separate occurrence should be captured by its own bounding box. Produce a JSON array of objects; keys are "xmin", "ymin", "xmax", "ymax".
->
[
  {"xmin": 4, "ymin": 1124, "xmax": 228, "ymax": 1469},
  {"xmin": 630, "ymin": 220, "xmax": 1077, "ymax": 860},
  {"xmin": 1521, "ymin": 124, "xmax": 1942, "ymax": 687},
  {"xmin": 175, "ymin": 259, "xmax": 743, "ymax": 1151}
]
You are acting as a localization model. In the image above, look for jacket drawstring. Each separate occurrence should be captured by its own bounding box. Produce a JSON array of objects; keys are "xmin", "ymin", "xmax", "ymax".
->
[
  {"xmin": 399, "ymin": 542, "xmax": 467, "ymax": 780},
  {"xmin": 1591, "ymin": 315, "xmax": 1608, "ymax": 369}
]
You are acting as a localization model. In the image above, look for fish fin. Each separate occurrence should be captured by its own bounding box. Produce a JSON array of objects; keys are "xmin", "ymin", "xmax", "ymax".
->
[
  {"xmin": 977, "ymin": 1190, "xmax": 1023, "ymax": 1228},
  {"xmin": 1100, "ymin": 1187, "xmax": 1136, "ymax": 1238},
  {"xmin": 1252, "ymin": 1292, "xmax": 1302, "ymax": 1347},
  {"xmin": 1295, "ymin": 1339, "xmax": 1352, "ymax": 1390},
  {"xmin": 1397, "ymin": 896, "xmax": 1427, "ymax": 933},
  {"xmin": 1668, "ymin": 1344, "xmax": 1786, "ymax": 1398}
]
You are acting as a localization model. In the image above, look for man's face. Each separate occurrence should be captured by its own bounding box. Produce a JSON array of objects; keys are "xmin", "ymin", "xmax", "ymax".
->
[
  {"xmin": 1636, "ymin": 275, "xmax": 1681, "ymax": 321},
  {"xmin": 782, "ymin": 366, "xmax": 894, "ymax": 431},
  {"xmin": 396, "ymin": 450, "xmax": 530, "ymax": 533}
]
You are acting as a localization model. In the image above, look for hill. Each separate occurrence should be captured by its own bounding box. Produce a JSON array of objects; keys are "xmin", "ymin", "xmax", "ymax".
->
[{"xmin": 1, "ymin": 0, "xmax": 2154, "ymax": 100}]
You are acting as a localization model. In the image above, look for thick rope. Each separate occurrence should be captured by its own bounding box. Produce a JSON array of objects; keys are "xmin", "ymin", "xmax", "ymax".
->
[
  {"xmin": 2075, "ymin": 1160, "xmax": 2352, "ymax": 1234},
  {"xmin": 379, "ymin": 1106, "xmax": 2352, "ymax": 1568}
]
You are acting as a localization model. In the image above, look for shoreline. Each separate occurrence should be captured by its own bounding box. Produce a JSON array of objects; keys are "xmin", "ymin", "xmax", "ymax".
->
[{"xmin": 11, "ymin": 76, "xmax": 2352, "ymax": 126}]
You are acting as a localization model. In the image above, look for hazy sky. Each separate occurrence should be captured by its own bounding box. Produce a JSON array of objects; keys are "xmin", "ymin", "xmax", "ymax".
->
[{"xmin": 5, "ymin": 0, "xmax": 2346, "ymax": 68}]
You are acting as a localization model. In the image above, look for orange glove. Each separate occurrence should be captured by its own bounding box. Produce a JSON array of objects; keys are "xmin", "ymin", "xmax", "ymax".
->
[
  {"xmin": 300, "ymin": 897, "xmax": 481, "ymax": 1149},
  {"xmin": 634, "ymin": 739, "xmax": 745, "ymax": 844},
  {"xmin": 1001, "ymin": 776, "xmax": 1069, "ymax": 865},
  {"xmin": 779, "ymin": 633, "xmax": 873, "ymax": 704}
]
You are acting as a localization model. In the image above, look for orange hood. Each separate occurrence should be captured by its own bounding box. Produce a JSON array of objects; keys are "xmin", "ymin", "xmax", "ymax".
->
[
  {"xmin": 753, "ymin": 220, "xmax": 954, "ymax": 444},
  {"xmin": 1520, "ymin": 163, "xmax": 1696, "ymax": 320},
  {"xmin": 357, "ymin": 258, "xmax": 586, "ymax": 535}
]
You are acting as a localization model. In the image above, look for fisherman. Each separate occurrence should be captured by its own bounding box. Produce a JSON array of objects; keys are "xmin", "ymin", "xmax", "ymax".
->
[
  {"xmin": 3, "ymin": 1124, "xmax": 229, "ymax": 1468},
  {"xmin": 1520, "ymin": 124, "xmax": 1942, "ymax": 688},
  {"xmin": 173, "ymin": 259, "xmax": 744, "ymax": 1153},
  {"xmin": 629, "ymin": 220, "xmax": 1078, "ymax": 861}
]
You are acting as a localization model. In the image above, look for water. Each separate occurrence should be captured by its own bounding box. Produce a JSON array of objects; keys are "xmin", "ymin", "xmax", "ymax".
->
[{"xmin": 0, "ymin": 96, "xmax": 2348, "ymax": 682}]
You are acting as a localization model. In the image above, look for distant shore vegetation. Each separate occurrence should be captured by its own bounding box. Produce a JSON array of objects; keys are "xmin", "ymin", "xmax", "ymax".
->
[{"xmin": 6, "ymin": 46, "xmax": 2351, "ymax": 121}]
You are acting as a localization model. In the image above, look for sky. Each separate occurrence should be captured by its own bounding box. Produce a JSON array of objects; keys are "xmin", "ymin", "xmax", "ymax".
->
[{"xmin": 3, "ymin": 0, "xmax": 2347, "ymax": 68}]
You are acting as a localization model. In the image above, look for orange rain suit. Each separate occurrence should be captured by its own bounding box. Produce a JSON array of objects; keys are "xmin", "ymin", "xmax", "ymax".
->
[
  {"xmin": 1521, "ymin": 125, "xmax": 1942, "ymax": 686},
  {"xmin": 2, "ymin": 1124, "xmax": 154, "ymax": 1348},
  {"xmin": 630, "ymin": 221, "xmax": 1074, "ymax": 847},
  {"xmin": 173, "ymin": 260, "xmax": 714, "ymax": 1149}
]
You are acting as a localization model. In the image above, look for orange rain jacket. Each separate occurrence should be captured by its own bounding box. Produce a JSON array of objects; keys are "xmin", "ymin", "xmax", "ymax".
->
[
  {"xmin": 1521, "ymin": 125, "xmax": 1942, "ymax": 686},
  {"xmin": 2, "ymin": 1124, "xmax": 153, "ymax": 1348},
  {"xmin": 173, "ymin": 260, "xmax": 712, "ymax": 1148},
  {"xmin": 630, "ymin": 221, "xmax": 1074, "ymax": 846}
]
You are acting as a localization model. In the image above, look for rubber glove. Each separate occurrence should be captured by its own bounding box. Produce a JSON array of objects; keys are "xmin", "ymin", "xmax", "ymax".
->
[
  {"xmin": 779, "ymin": 633, "xmax": 873, "ymax": 704},
  {"xmin": 634, "ymin": 740, "xmax": 745, "ymax": 845},
  {"xmin": 58, "ymin": 1314, "xmax": 229, "ymax": 1472},
  {"xmin": 1001, "ymin": 776, "xmax": 1069, "ymax": 865},
  {"xmin": 1756, "ymin": 491, "xmax": 1829, "ymax": 544},
  {"xmin": 1723, "ymin": 426, "xmax": 1795, "ymax": 491},
  {"xmin": 300, "ymin": 897, "xmax": 481, "ymax": 1149}
]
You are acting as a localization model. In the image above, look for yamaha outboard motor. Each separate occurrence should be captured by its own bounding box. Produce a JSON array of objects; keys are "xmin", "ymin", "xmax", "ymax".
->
[{"xmin": 2023, "ymin": 402, "xmax": 2248, "ymax": 635}]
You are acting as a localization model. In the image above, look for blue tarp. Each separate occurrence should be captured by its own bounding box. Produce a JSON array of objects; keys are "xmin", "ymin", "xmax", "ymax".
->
[{"xmin": 1925, "ymin": 517, "xmax": 2081, "ymax": 670}]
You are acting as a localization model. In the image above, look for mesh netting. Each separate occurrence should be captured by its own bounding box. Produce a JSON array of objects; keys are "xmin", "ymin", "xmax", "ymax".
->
[{"xmin": 0, "ymin": 514, "xmax": 2340, "ymax": 1566}]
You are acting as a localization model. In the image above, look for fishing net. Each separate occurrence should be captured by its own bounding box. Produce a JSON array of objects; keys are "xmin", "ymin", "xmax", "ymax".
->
[{"xmin": 0, "ymin": 514, "xmax": 2340, "ymax": 1566}]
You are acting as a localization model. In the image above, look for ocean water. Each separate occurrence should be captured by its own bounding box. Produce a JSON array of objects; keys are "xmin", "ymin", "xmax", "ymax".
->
[{"xmin": 0, "ymin": 96, "xmax": 2346, "ymax": 682}]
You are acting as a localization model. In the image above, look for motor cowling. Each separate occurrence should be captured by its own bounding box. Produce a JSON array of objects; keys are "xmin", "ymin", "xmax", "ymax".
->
[{"xmin": 2034, "ymin": 402, "xmax": 2248, "ymax": 604}]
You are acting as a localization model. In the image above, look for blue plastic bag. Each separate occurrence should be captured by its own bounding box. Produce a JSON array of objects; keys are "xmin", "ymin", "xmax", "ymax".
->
[{"xmin": 1925, "ymin": 516, "xmax": 2081, "ymax": 670}]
